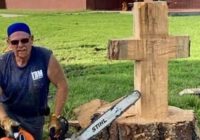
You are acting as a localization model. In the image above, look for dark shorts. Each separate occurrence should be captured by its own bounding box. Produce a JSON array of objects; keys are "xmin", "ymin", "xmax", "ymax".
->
[{"xmin": 7, "ymin": 111, "xmax": 45, "ymax": 140}]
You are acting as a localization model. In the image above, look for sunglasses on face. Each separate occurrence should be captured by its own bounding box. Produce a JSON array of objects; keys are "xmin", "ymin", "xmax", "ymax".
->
[{"xmin": 10, "ymin": 38, "xmax": 30, "ymax": 45}]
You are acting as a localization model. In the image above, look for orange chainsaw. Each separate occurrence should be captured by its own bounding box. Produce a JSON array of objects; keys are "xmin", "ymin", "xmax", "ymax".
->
[{"xmin": 0, "ymin": 126, "xmax": 34, "ymax": 140}]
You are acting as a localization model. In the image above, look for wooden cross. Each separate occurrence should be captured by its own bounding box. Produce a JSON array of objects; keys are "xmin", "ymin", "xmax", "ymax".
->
[{"xmin": 108, "ymin": 2, "xmax": 190, "ymax": 119}]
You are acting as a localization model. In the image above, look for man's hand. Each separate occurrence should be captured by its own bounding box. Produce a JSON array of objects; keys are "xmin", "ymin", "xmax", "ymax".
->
[
  {"xmin": 48, "ymin": 114, "xmax": 61, "ymax": 139},
  {"xmin": 0, "ymin": 116, "xmax": 19, "ymax": 137}
]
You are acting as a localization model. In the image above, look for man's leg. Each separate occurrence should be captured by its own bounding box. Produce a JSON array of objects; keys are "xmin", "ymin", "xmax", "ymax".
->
[
  {"xmin": 15, "ymin": 116, "xmax": 44, "ymax": 140},
  {"xmin": 0, "ymin": 127, "xmax": 6, "ymax": 138},
  {"xmin": 6, "ymin": 112, "xmax": 45, "ymax": 140}
]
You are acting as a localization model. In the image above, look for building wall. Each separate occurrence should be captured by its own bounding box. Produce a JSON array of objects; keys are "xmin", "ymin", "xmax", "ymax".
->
[
  {"xmin": 87, "ymin": 0, "xmax": 121, "ymax": 10},
  {"xmin": 2, "ymin": 0, "xmax": 86, "ymax": 11},
  {"xmin": 1, "ymin": 0, "xmax": 200, "ymax": 10},
  {"xmin": 0, "ymin": 0, "xmax": 6, "ymax": 8},
  {"xmin": 167, "ymin": 0, "xmax": 200, "ymax": 9}
]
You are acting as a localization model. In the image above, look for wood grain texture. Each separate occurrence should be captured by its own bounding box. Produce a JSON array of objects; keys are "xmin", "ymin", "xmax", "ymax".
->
[{"xmin": 108, "ymin": 2, "xmax": 190, "ymax": 119}]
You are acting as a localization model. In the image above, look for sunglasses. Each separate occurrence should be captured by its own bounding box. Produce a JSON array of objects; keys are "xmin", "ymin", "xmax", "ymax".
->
[{"xmin": 10, "ymin": 38, "xmax": 30, "ymax": 45}]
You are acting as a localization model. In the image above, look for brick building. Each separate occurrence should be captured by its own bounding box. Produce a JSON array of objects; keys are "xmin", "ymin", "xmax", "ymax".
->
[
  {"xmin": 0, "ymin": 0, "xmax": 86, "ymax": 11},
  {"xmin": 168, "ymin": 0, "xmax": 200, "ymax": 9},
  {"xmin": 0, "ymin": 0, "xmax": 200, "ymax": 10}
]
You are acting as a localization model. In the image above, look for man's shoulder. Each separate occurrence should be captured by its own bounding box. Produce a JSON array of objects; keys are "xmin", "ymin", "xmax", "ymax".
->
[
  {"xmin": 31, "ymin": 46, "xmax": 53, "ymax": 64},
  {"xmin": 0, "ymin": 51, "xmax": 13, "ymax": 70},
  {"xmin": 0, "ymin": 51, "xmax": 12, "ymax": 61},
  {"xmin": 32, "ymin": 46, "xmax": 53, "ymax": 54}
]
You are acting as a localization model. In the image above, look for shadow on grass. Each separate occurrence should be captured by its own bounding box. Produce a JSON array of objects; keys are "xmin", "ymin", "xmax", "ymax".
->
[{"xmin": 63, "ymin": 59, "xmax": 200, "ymax": 90}]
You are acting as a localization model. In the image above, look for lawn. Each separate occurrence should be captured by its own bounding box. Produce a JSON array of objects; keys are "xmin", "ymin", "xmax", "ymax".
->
[{"xmin": 1, "ymin": 10, "xmax": 200, "ymax": 127}]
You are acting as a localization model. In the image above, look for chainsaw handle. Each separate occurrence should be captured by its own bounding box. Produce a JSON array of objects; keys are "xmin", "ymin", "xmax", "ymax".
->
[{"xmin": 49, "ymin": 127, "xmax": 58, "ymax": 140}]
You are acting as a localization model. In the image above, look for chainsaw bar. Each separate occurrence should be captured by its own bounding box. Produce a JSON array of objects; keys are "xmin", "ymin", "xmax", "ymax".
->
[{"xmin": 68, "ymin": 90, "xmax": 141, "ymax": 140}]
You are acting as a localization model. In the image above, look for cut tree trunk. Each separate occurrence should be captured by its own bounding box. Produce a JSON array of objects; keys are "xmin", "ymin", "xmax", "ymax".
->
[
  {"xmin": 96, "ymin": 106, "xmax": 199, "ymax": 140},
  {"xmin": 73, "ymin": 99, "xmax": 108, "ymax": 128},
  {"xmin": 73, "ymin": 99, "xmax": 199, "ymax": 140}
]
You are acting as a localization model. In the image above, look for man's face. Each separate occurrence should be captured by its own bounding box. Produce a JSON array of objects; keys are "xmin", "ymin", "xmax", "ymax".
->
[{"xmin": 7, "ymin": 31, "xmax": 33, "ymax": 59}]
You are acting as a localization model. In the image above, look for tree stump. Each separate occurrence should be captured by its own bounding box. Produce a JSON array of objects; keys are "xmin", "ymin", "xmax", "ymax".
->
[
  {"xmin": 73, "ymin": 98, "xmax": 199, "ymax": 140},
  {"xmin": 104, "ymin": 106, "xmax": 199, "ymax": 140},
  {"xmin": 73, "ymin": 99, "xmax": 108, "ymax": 128}
]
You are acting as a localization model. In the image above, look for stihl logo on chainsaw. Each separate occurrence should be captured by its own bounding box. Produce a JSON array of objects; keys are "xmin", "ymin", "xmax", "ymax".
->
[
  {"xmin": 74, "ymin": 91, "xmax": 141, "ymax": 140},
  {"xmin": 92, "ymin": 119, "xmax": 107, "ymax": 132},
  {"xmin": 64, "ymin": 91, "xmax": 141, "ymax": 140}
]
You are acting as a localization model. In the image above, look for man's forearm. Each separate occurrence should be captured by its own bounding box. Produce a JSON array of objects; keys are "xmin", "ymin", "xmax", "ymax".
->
[
  {"xmin": 0, "ymin": 104, "xmax": 8, "ymax": 120},
  {"xmin": 54, "ymin": 84, "xmax": 68, "ymax": 116}
]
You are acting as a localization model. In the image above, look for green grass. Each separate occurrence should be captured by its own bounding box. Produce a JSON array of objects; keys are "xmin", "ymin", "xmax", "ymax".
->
[{"xmin": 1, "ymin": 10, "xmax": 200, "ymax": 133}]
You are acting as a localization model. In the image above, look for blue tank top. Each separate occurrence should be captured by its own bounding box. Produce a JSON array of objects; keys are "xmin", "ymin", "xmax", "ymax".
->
[{"xmin": 0, "ymin": 46, "xmax": 52, "ymax": 117}]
